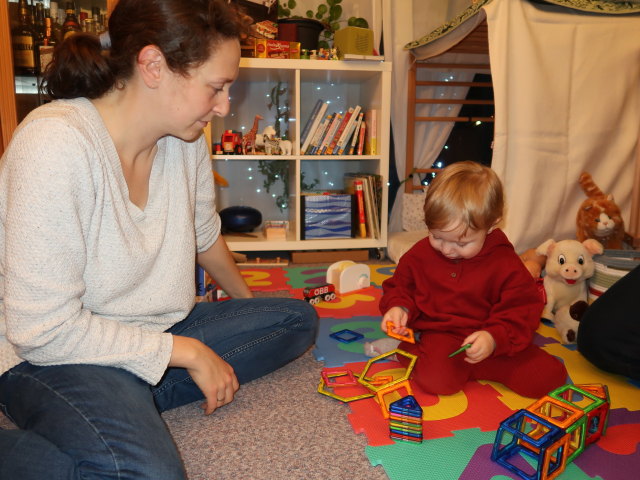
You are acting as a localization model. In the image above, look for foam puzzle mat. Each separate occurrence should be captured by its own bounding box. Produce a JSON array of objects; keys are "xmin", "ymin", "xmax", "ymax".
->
[{"xmin": 239, "ymin": 263, "xmax": 640, "ymax": 480}]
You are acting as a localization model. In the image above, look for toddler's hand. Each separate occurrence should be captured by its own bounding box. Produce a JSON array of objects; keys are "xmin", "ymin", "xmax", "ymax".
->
[
  {"xmin": 381, "ymin": 306, "xmax": 408, "ymax": 335},
  {"xmin": 461, "ymin": 330, "xmax": 495, "ymax": 364}
]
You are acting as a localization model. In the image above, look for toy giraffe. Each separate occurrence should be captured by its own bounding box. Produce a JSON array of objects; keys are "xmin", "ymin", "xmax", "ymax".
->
[{"xmin": 242, "ymin": 114, "xmax": 263, "ymax": 155}]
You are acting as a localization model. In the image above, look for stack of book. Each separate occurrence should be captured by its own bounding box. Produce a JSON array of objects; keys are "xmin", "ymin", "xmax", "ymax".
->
[
  {"xmin": 343, "ymin": 172, "xmax": 382, "ymax": 239},
  {"xmin": 301, "ymin": 99, "xmax": 375, "ymax": 156}
]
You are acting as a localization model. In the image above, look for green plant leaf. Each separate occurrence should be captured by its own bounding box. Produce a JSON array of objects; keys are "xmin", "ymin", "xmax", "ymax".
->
[
  {"xmin": 329, "ymin": 5, "xmax": 342, "ymax": 21},
  {"xmin": 317, "ymin": 4, "xmax": 328, "ymax": 15},
  {"xmin": 288, "ymin": 0, "xmax": 296, "ymax": 8},
  {"xmin": 348, "ymin": 17, "xmax": 369, "ymax": 28}
]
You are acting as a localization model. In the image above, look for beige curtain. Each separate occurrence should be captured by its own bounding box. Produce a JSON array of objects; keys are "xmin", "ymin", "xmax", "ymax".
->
[{"xmin": 485, "ymin": 0, "xmax": 640, "ymax": 251}]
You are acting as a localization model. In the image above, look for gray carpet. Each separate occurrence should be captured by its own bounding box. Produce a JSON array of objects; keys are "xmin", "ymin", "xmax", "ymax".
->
[{"xmin": 164, "ymin": 349, "xmax": 389, "ymax": 480}]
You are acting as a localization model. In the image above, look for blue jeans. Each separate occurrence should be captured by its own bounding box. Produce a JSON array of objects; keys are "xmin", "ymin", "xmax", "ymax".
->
[{"xmin": 0, "ymin": 298, "xmax": 317, "ymax": 479}]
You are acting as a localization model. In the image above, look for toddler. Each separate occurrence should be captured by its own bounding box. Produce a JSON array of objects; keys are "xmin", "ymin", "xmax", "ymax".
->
[{"xmin": 370, "ymin": 161, "xmax": 567, "ymax": 398}]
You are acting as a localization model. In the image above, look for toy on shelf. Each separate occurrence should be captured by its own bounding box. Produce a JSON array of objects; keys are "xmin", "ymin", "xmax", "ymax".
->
[
  {"xmin": 221, "ymin": 130, "xmax": 242, "ymax": 154},
  {"xmin": 535, "ymin": 238, "xmax": 603, "ymax": 343},
  {"xmin": 263, "ymin": 220, "xmax": 288, "ymax": 240},
  {"xmin": 491, "ymin": 383, "xmax": 610, "ymax": 480},
  {"xmin": 576, "ymin": 172, "xmax": 625, "ymax": 249},
  {"xmin": 326, "ymin": 260, "xmax": 370, "ymax": 294},
  {"xmin": 303, "ymin": 283, "xmax": 337, "ymax": 305},
  {"xmin": 385, "ymin": 321, "xmax": 415, "ymax": 344},
  {"xmin": 241, "ymin": 114, "xmax": 264, "ymax": 155}
]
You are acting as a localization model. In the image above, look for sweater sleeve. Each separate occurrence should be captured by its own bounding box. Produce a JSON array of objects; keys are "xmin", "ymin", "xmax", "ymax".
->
[
  {"xmin": 380, "ymin": 249, "xmax": 420, "ymax": 318},
  {"xmin": 483, "ymin": 255, "xmax": 544, "ymax": 357},
  {"xmin": 194, "ymin": 136, "xmax": 221, "ymax": 253},
  {"xmin": 2, "ymin": 118, "xmax": 172, "ymax": 385}
]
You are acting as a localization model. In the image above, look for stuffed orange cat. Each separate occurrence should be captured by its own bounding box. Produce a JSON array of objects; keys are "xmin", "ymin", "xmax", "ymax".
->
[{"xmin": 576, "ymin": 172, "xmax": 625, "ymax": 249}]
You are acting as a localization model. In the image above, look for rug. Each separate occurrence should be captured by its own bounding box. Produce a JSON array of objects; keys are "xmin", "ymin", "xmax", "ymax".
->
[{"xmin": 239, "ymin": 263, "xmax": 640, "ymax": 480}]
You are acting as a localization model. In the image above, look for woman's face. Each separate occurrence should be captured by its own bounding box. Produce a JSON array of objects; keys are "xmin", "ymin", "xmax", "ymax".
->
[{"xmin": 163, "ymin": 37, "xmax": 241, "ymax": 141}]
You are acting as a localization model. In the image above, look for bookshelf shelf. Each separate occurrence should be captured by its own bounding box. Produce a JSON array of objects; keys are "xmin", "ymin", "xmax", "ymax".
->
[{"xmin": 211, "ymin": 58, "xmax": 392, "ymax": 252}]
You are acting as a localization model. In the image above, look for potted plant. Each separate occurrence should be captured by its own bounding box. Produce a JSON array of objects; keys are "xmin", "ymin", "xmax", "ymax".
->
[{"xmin": 278, "ymin": 0, "xmax": 368, "ymax": 50}]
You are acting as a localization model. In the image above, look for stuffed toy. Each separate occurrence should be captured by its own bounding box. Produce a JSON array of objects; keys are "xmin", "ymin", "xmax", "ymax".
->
[
  {"xmin": 576, "ymin": 172, "xmax": 625, "ymax": 249},
  {"xmin": 535, "ymin": 238, "xmax": 603, "ymax": 327},
  {"xmin": 552, "ymin": 300, "xmax": 588, "ymax": 344},
  {"xmin": 519, "ymin": 248, "xmax": 547, "ymax": 278}
]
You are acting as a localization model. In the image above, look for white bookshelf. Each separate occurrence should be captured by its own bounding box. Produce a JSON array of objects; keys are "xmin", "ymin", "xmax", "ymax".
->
[{"xmin": 210, "ymin": 57, "xmax": 392, "ymax": 252}]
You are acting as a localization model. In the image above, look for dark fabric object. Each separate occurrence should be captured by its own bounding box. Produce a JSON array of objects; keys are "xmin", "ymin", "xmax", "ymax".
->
[{"xmin": 577, "ymin": 264, "xmax": 640, "ymax": 380}]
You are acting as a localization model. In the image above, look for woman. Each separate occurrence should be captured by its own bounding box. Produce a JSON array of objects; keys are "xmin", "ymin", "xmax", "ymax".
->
[{"xmin": 0, "ymin": 1, "xmax": 317, "ymax": 478}]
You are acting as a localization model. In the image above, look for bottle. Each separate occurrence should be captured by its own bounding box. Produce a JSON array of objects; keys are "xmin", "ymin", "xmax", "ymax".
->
[
  {"xmin": 39, "ymin": 16, "xmax": 57, "ymax": 74},
  {"xmin": 92, "ymin": 6, "xmax": 102, "ymax": 34},
  {"xmin": 61, "ymin": 2, "xmax": 81, "ymax": 40},
  {"xmin": 34, "ymin": 2, "xmax": 46, "ymax": 45},
  {"xmin": 11, "ymin": 0, "xmax": 38, "ymax": 75},
  {"xmin": 49, "ymin": 1, "xmax": 63, "ymax": 43}
]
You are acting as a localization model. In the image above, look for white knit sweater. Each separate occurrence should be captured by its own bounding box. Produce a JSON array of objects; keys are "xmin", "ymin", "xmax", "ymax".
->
[{"xmin": 0, "ymin": 98, "xmax": 220, "ymax": 384}]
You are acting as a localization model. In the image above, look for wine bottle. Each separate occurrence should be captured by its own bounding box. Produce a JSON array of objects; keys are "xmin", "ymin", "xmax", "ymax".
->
[
  {"xmin": 49, "ymin": 1, "xmax": 63, "ymax": 43},
  {"xmin": 11, "ymin": 0, "xmax": 38, "ymax": 75},
  {"xmin": 61, "ymin": 1, "xmax": 81, "ymax": 40}
]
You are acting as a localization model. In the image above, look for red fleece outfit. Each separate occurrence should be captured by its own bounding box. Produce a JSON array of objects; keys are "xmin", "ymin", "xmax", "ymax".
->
[{"xmin": 380, "ymin": 229, "xmax": 567, "ymax": 398}]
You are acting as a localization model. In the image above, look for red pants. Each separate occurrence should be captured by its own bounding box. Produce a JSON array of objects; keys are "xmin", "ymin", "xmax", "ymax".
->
[{"xmin": 398, "ymin": 332, "xmax": 567, "ymax": 398}]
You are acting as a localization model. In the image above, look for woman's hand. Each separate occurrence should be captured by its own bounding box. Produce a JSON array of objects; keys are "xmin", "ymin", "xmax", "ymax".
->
[
  {"xmin": 461, "ymin": 330, "xmax": 496, "ymax": 364},
  {"xmin": 380, "ymin": 306, "xmax": 409, "ymax": 335},
  {"xmin": 169, "ymin": 335, "xmax": 239, "ymax": 414}
]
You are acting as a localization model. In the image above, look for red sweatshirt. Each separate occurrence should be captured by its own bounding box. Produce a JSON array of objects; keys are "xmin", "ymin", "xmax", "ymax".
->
[{"xmin": 380, "ymin": 229, "xmax": 543, "ymax": 357}]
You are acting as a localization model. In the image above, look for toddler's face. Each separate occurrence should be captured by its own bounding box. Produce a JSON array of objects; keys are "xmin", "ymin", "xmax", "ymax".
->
[{"xmin": 428, "ymin": 222, "xmax": 489, "ymax": 260}]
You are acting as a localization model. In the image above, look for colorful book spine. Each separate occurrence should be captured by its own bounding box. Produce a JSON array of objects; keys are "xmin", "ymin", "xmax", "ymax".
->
[
  {"xmin": 317, "ymin": 112, "xmax": 342, "ymax": 155},
  {"xmin": 365, "ymin": 109, "xmax": 378, "ymax": 155},
  {"xmin": 357, "ymin": 120, "xmax": 366, "ymax": 155},
  {"xmin": 348, "ymin": 114, "xmax": 364, "ymax": 155},
  {"xmin": 326, "ymin": 107, "xmax": 353, "ymax": 155},
  {"xmin": 300, "ymin": 99, "xmax": 323, "ymax": 147},
  {"xmin": 307, "ymin": 112, "xmax": 332, "ymax": 155},
  {"xmin": 301, "ymin": 102, "xmax": 328, "ymax": 154},
  {"xmin": 354, "ymin": 179, "xmax": 367, "ymax": 238},
  {"xmin": 338, "ymin": 109, "xmax": 363, "ymax": 155},
  {"xmin": 334, "ymin": 105, "xmax": 361, "ymax": 155}
]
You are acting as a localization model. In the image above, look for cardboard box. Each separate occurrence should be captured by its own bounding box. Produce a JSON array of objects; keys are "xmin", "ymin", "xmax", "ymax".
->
[
  {"xmin": 255, "ymin": 39, "xmax": 290, "ymax": 58},
  {"xmin": 301, "ymin": 194, "xmax": 355, "ymax": 240},
  {"xmin": 289, "ymin": 42, "xmax": 301, "ymax": 59}
]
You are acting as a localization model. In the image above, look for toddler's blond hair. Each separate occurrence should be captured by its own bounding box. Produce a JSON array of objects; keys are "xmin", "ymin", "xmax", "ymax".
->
[{"xmin": 423, "ymin": 161, "xmax": 503, "ymax": 235}]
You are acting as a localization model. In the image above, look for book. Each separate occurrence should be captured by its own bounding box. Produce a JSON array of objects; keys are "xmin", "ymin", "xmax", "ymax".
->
[
  {"xmin": 353, "ymin": 179, "xmax": 367, "ymax": 237},
  {"xmin": 334, "ymin": 105, "xmax": 361, "ymax": 155},
  {"xmin": 316, "ymin": 112, "xmax": 342, "ymax": 155},
  {"xmin": 301, "ymin": 102, "xmax": 328, "ymax": 154},
  {"xmin": 306, "ymin": 112, "xmax": 332, "ymax": 155},
  {"xmin": 326, "ymin": 107, "xmax": 353, "ymax": 155},
  {"xmin": 348, "ymin": 114, "xmax": 364, "ymax": 155},
  {"xmin": 364, "ymin": 109, "xmax": 378, "ymax": 155},
  {"xmin": 339, "ymin": 110, "xmax": 363, "ymax": 155},
  {"xmin": 300, "ymin": 99, "xmax": 324, "ymax": 147},
  {"xmin": 357, "ymin": 120, "xmax": 366, "ymax": 155},
  {"xmin": 344, "ymin": 173, "xmax": 379, "ymax": 239}
]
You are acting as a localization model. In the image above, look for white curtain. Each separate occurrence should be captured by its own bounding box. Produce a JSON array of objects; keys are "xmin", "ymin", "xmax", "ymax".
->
[
  {"xmin": 485, "ymin": 0, "xmax": 640, "ymax": 252},
  {"xmin": 383, "ymin": 0, "xmax": 474, "ymax": 233}
]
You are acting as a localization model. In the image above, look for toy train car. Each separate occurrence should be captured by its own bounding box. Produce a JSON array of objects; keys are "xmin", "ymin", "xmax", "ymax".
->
[{"xmin": 303, "ymin": 283, "xmax": 336, "ymax": 305}]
